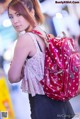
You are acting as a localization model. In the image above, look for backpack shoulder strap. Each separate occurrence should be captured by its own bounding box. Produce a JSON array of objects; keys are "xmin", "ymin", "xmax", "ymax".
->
[
  {"xmin": 28, "ymin": 32, "xmax": 42, "ymax": 52},
  {"xmin": 31, "ymin": 30, "xmax": 54, "ymax": 48}
]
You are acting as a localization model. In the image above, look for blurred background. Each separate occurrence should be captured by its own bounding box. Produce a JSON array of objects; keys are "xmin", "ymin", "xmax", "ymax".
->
[{"xmin": 0, "ymin": 0, "xmax": 80, "ymax": 119}]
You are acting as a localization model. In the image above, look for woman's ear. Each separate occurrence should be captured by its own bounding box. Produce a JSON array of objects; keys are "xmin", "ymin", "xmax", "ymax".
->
[
  {"xmin": 31, "ymin": 9, "xmax": 35, "ymax": 17},
  {"xmin": 30, "ymin": 9, "xmax": 37, "ymax": 27}
]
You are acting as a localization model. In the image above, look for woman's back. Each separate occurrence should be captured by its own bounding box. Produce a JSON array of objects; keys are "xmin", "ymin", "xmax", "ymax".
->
[{"xmin": 21, "ymin": 30, "xmax": 46, "ymax": 96}]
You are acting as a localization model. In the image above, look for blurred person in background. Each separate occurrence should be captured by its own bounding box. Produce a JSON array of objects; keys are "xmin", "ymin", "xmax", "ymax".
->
[
  {"xmin": 78, "ymin": 18, "xmax": 80, "ymax": 27},
  {"xmin": 0, "ymin": 55, "xmax": 4, "ymax": 69},
  {"xmin": 8, "ymin": 0, "xmax": 75, "ymax": 119}
]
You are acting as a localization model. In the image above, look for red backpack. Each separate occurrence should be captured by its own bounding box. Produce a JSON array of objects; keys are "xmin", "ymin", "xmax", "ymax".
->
[{"xmin": 32, "ymin": 30, "xmax": 80, "ymax": 101}]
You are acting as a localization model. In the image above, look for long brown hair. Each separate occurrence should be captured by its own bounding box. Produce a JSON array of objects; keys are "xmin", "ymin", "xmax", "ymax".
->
[{"xmin": 8, "ymin": 0, "xmax": 44, "ymax": 29}]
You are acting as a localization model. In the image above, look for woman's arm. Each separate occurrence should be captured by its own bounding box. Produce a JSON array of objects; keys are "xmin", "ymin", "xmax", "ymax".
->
[{"xmin": 8, "ymin": 33, "xmax": 32, "ymax": 83}]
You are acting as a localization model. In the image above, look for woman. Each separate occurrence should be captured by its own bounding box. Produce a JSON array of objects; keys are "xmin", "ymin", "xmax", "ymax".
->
[{"xmin": 8, "ymin": 0, "xmax": 75, "ymax": 119}]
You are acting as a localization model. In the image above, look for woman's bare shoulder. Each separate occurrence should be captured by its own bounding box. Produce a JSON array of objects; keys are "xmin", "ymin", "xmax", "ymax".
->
[
  {"xmin": 18, "ymin": 32, "xmax": 32, "ymax": 43},
  {"xmin": 16, "ymin": 32, "xmax": 34, "ymax": 49}
]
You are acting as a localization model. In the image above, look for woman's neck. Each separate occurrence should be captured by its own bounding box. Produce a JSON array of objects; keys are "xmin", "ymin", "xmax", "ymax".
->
[
  {"xmin": 18, "ymin": 25, "xmax": 40, "ymax": 36},
  {"xmin": 18, "ymin": 31, "xmax": 26, "ymax": 36}
]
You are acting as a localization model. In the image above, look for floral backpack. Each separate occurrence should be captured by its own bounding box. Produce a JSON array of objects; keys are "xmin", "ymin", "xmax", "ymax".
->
[{"xmin": 32, "ymin": 30, "xmax": 80, "ymax": 101}]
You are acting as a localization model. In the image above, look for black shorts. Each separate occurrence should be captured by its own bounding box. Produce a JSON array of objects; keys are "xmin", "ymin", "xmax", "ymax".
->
[{"xmin": 29, "ymin": 94, "xmax": 75, "ymax": 119}]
